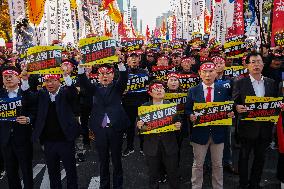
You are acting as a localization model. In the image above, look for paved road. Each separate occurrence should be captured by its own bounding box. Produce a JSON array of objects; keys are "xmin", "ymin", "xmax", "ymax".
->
[{"xmin": 0, "ymin": 137, "xmax": 280, "ymax": 189}]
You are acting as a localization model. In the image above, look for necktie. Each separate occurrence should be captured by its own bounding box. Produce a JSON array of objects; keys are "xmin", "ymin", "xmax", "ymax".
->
[
  {"xmin": 206, "ymin": 87, "xmax": 212, "ymax": 102},
  {"xmin": 101, "ymin": 113, "xmax": 108, "ymax": 128}
]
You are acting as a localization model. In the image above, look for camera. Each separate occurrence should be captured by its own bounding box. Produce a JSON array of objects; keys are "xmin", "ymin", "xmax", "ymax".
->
[{"xmin": 16, "ymin": 18, "xmax": 28, "ymax": 33}]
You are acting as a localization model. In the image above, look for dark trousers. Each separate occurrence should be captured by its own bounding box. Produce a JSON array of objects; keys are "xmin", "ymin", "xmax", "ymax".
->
[
  {"xmin": 277, "ymin": 153, "xmax": 284, "ymax": 182},
  {"xmin": 1, "ymin": 137, "xmax": 33, "ymax": 189},
  {"xmin": 238, "ymin": 137, "xmax": 270, "ymax": 187},
  {"xmin": 96, "ymin": 127, "xmax": 123, "ymax": 189},
  {"xmin": 80, "ymin": 105, "xmax": 92, "ymax": 144},
  {"xmin": 123, "ymin": 105, "xmax": 138, "ymax": 149},
  {"xmin": 0, "ymin": 149, "xmax": 4, "ymax": 171},
  {"xmin": 146, "ymin": 141, "xmax": 180, "ymax": 189},
  {"xmin": 43, "ymin": 141, "xmax": 78, "ymax": 189}
]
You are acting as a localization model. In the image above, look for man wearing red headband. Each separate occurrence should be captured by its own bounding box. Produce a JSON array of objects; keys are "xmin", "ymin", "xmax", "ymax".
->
[
  {"xmin": 185, "ymin": 62, "xmax": 234, "ymax": 189},
  {"xmin": 179, "ymin": 56, "xmax": 197, "ymax": 74},
  {"xmin": 22, "ymin": 64, "xmax": 80, "ymax": 189},
  {"xmin": 78, "ymin": 62, "xmax": 129, "ymax": 189},
  {"xmin": 0, "ymin": 66, "xmax": 35, "ymax": 189},
  {"xmin": 137, "ymin": 80, "xmax": 181, "ymax": 189}
]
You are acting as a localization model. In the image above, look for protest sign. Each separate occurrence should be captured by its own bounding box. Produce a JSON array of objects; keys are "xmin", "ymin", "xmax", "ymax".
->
[
  {"xmin": 193, "ymin": 101, "xmax": 234, "ymax": 127},
  {"xmin": 224, "ymin": 66, "xmax": 248, "ymax": 78},
  {"xmin": 164, "ymin": 93, "xmax": 187, "ymax": 114},
  {"xmin": 242, "ymin": 96, "xmax": 283, "ymax": 123},
  {"xmin": 224, "ymin": 35, "xmax": 246, "ymax": 58},
  {"xmin": 0, "ymin": 97, "xmax": 22, "ymax": 121},
  {"xmin": 178, "ymin": 74, "xmax": 200, "ymax": 91},
  {"xmin": 79, "ymin": 36, "xmax": 118, "ymax": 65},
  {"xmin": 26, "ymin": 46, "xmax": 63, "ymax": 74},
  {"xmin": 138, "ymin": 103, "xmax": 178, "ymax": 134},
  {"xmin": 121, "ymin": 38, "xmax": 144, "ymax": 53},
  {"xmin": 151, "ymin": 66, "xmax": 176, "ymax": 81},
  {"xmin": 126, "ymin": 73, "xmax": 149, "ymax": 93},
  {"xmin": 147, "ymin": 38, "xmax": 162, "ymax": 49}
]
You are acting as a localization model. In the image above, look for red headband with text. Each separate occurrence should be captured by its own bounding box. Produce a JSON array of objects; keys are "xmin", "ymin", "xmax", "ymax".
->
[
  {"xmin": 211, "ymin": 56, "xmax": 225, "ymax": 64},
  {"xmin": 44, "ymin": 74, "xmax": 61, "ymax": 80},
  {"xmin": 148, "ymin": 83, "xmax": 164, "ymax": 93},
  {"xmin": 200, "ymin": 62, "xmax": 216, "ymax": 71},
  {"xmin": 98, "ymin": 66, "xmax": 114, "ymax": 74},
  {"xmin": 2, "ymin": 70, "xmax": 19, "ymax": 76}
]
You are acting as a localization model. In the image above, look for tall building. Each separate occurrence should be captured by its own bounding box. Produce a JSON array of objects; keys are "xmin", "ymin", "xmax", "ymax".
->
[
  {"xmin": 155, "ymin": 11, "xmax": 173, "ymax": 28},
  {"xmin": 117, "ymin": 0, "xmax": 127, "ymax": 13},
  {"xmin": 131, "ymin": 6, "xmax": 138, "ymax": 31},
  {"xmin": 140, "ymin": 19, "xmax": 143, "ymax": 34},
  {"xmin": 156, "ymin": 16, "xmax": 163, "ymax": 28}
]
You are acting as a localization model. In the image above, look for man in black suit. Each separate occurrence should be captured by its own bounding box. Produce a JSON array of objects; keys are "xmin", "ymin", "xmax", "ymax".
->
[
  {"xmin": 232, "ymin": 52, "xmax": 278, "ymax": 189},
  {"xmin": 22, "ymin": 65, "xmax": 80, "ymax": 189},
  {"xmin": 0, "ymin": 66, "xmax": 35, "ymax": 189},
  {"xmin": 78, "ymin": 62, "xmax": 129, "ymax": 189}
]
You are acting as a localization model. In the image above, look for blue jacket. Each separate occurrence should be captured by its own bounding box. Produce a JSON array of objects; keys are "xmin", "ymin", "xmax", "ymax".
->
[{"xmin": 185, "ymin": 83, "xmax": 231, "ymax": 145}]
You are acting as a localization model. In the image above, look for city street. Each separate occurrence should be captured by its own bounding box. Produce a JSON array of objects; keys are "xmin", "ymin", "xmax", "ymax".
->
[{"xmin": 0, "ymin": 137, "xmax": 280, "ymax": 189}]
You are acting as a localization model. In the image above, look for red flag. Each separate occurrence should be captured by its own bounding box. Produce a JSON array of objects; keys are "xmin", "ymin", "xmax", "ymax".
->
[
  {"xmin": 161, "ymin": 20, "xmax": 166, "ymax": 36},
  {"xmin": 118, "ymin": 14, "xmax": 127, "ymax": 37},
  {"xmin": 271, "ymin": 0, "xmax": 284, "ymax": 46},
  {"xmin": 172, "ymin": 15, "xmax": 177, "ymax": 40},
  {"xmin": 204, "ymin": 7, "xmax": 211, "ymax": 33},
  {"xmin": 146, "ymin": 25, "xmax": 151, "ymax": 40},
  {"xmin": 102, "ymin": 0, "xmax": 115, "ymax": 9},
  {"xmin": 227, "ymin": 0, "xmax": 244, "ymax": 37}
]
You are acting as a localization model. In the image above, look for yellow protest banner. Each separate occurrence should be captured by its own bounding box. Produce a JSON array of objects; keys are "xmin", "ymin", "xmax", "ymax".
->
[
  {"xmin": 138, "ymin": 103, "xmax": 179, "ymax": 134},
  {"xmin": 79, "ymin": 36, "xmax": 118, "ymax": 65},
  {"xmin": 193, "ymin": 101, "xmax": 234, "ymax": 127},
  {"xmin": 242, "ymin": 96, "xmax": 283, "ymax": 123},
  {"xmin": 26, "ymin": 46, "xmax": 63, "ymax": 74}
]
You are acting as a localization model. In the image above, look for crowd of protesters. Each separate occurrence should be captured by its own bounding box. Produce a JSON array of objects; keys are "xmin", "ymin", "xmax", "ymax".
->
[{"xmin": 0, "ymin": 39, "xmax": 283, "ymax": 189}]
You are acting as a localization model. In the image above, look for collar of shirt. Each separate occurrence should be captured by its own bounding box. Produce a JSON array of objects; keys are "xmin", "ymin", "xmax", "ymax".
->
[
  {"xmin": 7, "ymin": 87, "xmax": 19, "ymax": 98},
  {"xmin": 7, "ymin": 87, "xmax": 19, "ymax": 94},
  {"xmin": 202, "ymin": 82, "xmax": 214, "ymax": 90},
  {"xmin": 249, "ymin": 74, "xmax": 264, "ymax": 83},
  {"xmin": 49, "ymin": 87, "xmax": 61, "ymax": 102}
]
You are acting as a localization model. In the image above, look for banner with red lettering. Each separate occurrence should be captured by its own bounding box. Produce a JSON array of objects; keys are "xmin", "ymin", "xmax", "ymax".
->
[
  {"xmin": 79, "ymin": 36, "xmax": 118, "ymax": 65},
  {"xmin": 138, "ymin": 103, "xmax": 179, "ymax": 134},
  {"xmin": 227, "ymin": 0, "xmax": 244, "ymax": 37},
  {"xmin": 26, "ymin": 46, "xmax": 63, "ymax": 74},
  {"xmin": 242, "ymin": 96, "xmax": 283, "ymax": 123},
  {"xmin": 271, "ymin": 0, "xmax": 284, "ymax": 46},
  {"xmin": 193, "ymin": 101, "xmax": 234, "ymax": 127}
]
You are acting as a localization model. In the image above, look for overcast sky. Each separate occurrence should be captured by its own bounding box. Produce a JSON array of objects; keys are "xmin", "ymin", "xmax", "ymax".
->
[{"xmin": 131, "ymin": 0, "xmax": 171, "ymax": 32}]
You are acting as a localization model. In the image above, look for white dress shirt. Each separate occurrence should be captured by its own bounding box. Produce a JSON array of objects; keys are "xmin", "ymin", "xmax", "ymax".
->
[
  {"xmin": 202, "ymin": 82, "xmax": 215, "ymax": 102},
  {"xmin": 7, "ymin": 87, "xmax": 19, "ymax": 98},
  {"xmin": 249, "ymin": 74, "xmax": 265, "ymax": 97}
]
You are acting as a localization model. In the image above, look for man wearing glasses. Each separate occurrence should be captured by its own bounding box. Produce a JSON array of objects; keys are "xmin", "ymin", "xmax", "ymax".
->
[{"xmin": 233, "ymin": 52, "xmax": 278, "ymax": 189}]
